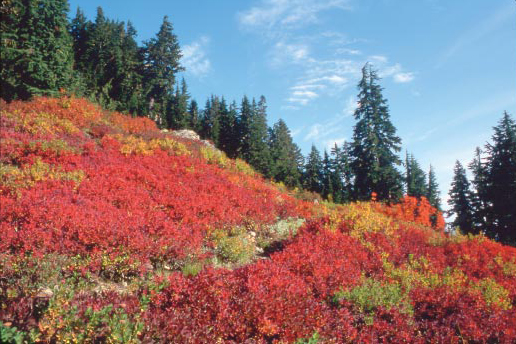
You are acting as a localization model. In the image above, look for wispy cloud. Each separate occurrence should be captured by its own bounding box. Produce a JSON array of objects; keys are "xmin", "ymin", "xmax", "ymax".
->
[
  {"xmin": 393, "ymin": 72, "xmax": 415, "ymax": 83},
  {"xmin": 238, "ymin": 0, "xmax": 352, "ymax": 34},
  {"xmin": 181, "ymin": 36, "xmax": 211, "ymax": 77}
]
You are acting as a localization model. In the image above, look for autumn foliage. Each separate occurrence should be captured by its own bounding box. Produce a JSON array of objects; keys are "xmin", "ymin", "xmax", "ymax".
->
[{"xmin": 1, "ymin": 97, "xmax": 515, "ymax": 343}]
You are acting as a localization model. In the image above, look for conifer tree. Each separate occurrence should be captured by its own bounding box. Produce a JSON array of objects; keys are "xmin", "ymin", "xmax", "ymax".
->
[
  {"xmin": 167, "ymin": 79, "xmax": 190, "ymax": 129},
  {"xmin": 238, "ymin": 96, "xmax": 253, "ymax": 160},
  {"xmin": 269, "ymin": 119, "xmax": 302, "ymax": 187},
  {"xmin": 426, "ymin": 165, "xmax": 441, "ymax": 210},
  {"xmin": 468, "ymin": 147, "xmax": 488, "ymax": 234},
  {"xmin": 218, "ymin": 100, "xmax": 240, "ymax": 158},
  {"xmin": 322, "ymin": 150, "xmax": 334, "ymax": 200},
  {"xmin": 350, "ymin": 63, "xmax": 403, "ymax": 201},
  {"xmin": 245, "ymin": 96, "xmax": 272, "ymax": 177},
  {"xmin": 405, "ymin": 152, "xmax": 427, "ymax": 198},
  {"xmin": 303, "ymin": 145, "xmax": 324, "ymax": 194},
  {"xmin": 448, "ymin": 161, "xmax": 475, "ymax": 234},
  {"xmin": 187, "ymin": 99, "xmax": 200, "ymax": 132},
  {"xmin": 1, "ymin": 0, "xmax": 74, "ymax": 100},
  {"xmin": 142, "ymin": 15, "xmax": 183, "ymax": 126},
  {"xmin": 483, "ymin": 112, "xmax": 516, "ymax": 244}
]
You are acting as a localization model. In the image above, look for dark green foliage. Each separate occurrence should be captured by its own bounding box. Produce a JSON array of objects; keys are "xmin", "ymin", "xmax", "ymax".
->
[
  {"xmin": 142, "ymin": 15, "xmax": 184, "ymax": 126},
  {"xmin": 238, "ymin": 96, "xmax": 253, "ymax": 161},
  {"xmin": 70, "ymin": 7, "xmax": 145, "ymax": 113},
  {"xmin": 483, "ymin": 112, "xmax": 516, "ymax": 244},
  {"xmin": 350, "ymin": 64, "xmax": 403, "ymax": 202},
  {"xmin": 426, "ymin": 165, "xmax": 441, "ymax": 210},
  {"xmin": 246, "ymin": 96, "xmax": 272, "ymax": 177},
  {"xmin": 1, "ymin": 0, "xmax": 74, "ymax": 101},
  {"xmin": 303, "ymin": 145, "xmax": 323, "ymax": 194},
  {"xmin": 218, "ymin": 101, "xmax": 240, "ymax": 158},
  {"xmin": 331, "ymin": 142, "xmax": 353, "ymax": 203},
  {"xmin": 269, "ymin": 119, "xmax": 303, "ymax": 187},
  {"xmin": 322, "ymin": 151, "xmax": 334, "ymax": 201},
  {"xmin": 187, "ymin": 99, "xmax": 200, "ymax": 132},
  {"xmin": 405, "ymin": 152, "xmax": 426, "ymax": 198},
  {"xmin": 448, "ymin": 161, "xmax": 475, "ymax": 234},
  {"xmin": 167, "ymin": 79, "xmax": 190, "ymax": 129},
  {"xmin": 468, "ymin": 147, "xmax": 488, "ymax": 234}
]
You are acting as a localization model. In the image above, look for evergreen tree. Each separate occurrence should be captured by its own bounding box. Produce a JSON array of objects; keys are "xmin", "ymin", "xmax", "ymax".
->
[
  {"xmin": 167, "ymin": 79, "xmax": 190, "ymax": 129},
  {"xmin": 405, "ymin": 152, "xmax": 427, "ymax": 198},
  {"xmin": 322, "ymin": 150, "xmax": 334, "ymax": 200},
  {"xmin": 1, "ymin": 0, "xmax": 74, "ymax": 100},
  {"xmin": 142, "ymin": 16, "xmax": 183, "ymax": 126},
  {"xmin": 238, "ymin": 96, "xmax": 253, "ymax": 160},
  {"xmin": 483, "ymin": 112, "xmax": 516, "ymax": 244},
  {"xmin": 303, "ymin": 145, "xmax": 323, "ymax": 194},
  {"xmin": 269, "ymin": 119, "xmax": 302, "ymax": 187},
  {"xmin": 426, "ymin": 165, "xmax": 441, "ymax": 210},
  {"xmin": 350, "ymin": 63, "xmax": 403, "ymax": 201},
  {"xmin": 187, "ymin": 99, "xmax": 200, "ymax": 132},
  {"xmin": 218, "ymin": 100, "xmax": 239, "ymax": 158},
  {"xmin": 246, "ymin": 96, "xmax": 272, "ymax": 177},
  {"xmin": 448, "ymin": 161, "xmax": 475, "ymax": 234},
  {"xmin": 468, "ymin": 147, "xmax": 488, "ymax": 234}
]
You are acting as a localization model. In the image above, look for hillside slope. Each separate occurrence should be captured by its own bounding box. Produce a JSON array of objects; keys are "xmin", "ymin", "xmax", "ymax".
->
[{"xmin": 1, "ymin": 97, "xmax": 515, "ymax": 343}]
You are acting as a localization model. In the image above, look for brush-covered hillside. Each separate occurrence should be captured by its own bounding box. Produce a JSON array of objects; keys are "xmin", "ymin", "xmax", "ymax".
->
[{"xmin": 1, "ymin": 97, "xmax": 516, "ymax": 343}]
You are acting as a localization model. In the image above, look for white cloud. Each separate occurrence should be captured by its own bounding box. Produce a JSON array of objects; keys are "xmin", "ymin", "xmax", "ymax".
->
[
  {"xmin": 181, "ymin": 36, "xmax": 211, "ymax": 77},
  {"xmin": 270, "ymin": 41, "xmax": 311, "ymax": 66},
  {"xmin": 393, "ymin": 72, "xmax": 415, "ymax": 83},
  {"xmin": 292, "ymin": 90, "xmax": 319, "ymax": 99},
  {"xmin": 238, "ymin": 0, "xmax": 352, "ymax": 33}
]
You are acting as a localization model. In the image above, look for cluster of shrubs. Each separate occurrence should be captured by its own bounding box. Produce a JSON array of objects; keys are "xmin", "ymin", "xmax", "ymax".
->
[{"xmin": 1, "ymin": 97, "xmax": 515, "ymax": 343}]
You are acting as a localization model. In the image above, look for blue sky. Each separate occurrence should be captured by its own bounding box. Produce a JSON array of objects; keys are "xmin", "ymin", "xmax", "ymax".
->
[{"xmin": 69, "ymin": 0, "xmax": 516, "ymax": 207}]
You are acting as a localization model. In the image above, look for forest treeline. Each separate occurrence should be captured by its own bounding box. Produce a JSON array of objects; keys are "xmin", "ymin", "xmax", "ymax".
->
[{"xmin": 1, "ymin": 1, "xmax": 514, "ymax": 244}]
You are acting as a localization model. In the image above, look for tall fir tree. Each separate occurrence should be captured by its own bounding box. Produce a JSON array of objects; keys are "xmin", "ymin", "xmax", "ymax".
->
[
  {"xmin": 218, "ymin": 100, "xmax": 240, "ymax": 158},
  {"xmin": 322, "ymin": 150, "xmax": 335, "ymax": 201},
  {"xmin": 468, "ymin": 147, "xmax": 488, "ymax": 235},
  {"xmin": 405, "ymin": 152, "xmax": 427, "ymax": 198},
  {"xmin": 167, "ymin": 78, "xmax": 190, "ymax": 129},
  {"xmin": 142, "ymin": 15, "xmax": 183, "ymax": 126},
  {"xmin": 1, "ymin": 0, "xmax": 74, "ymax": 100},
  {"xmin": 448, "ymin": 161, "xmax": 475, "ymax": 234},
  {"xmin": 483, "ymin": 112, "xmax": 516, "ymax": 244},
  {"xmin": 238, "ymin": 96, "xmax": 253, "ymax": 160},
  {"xmin": 269, "ymin": 119, "xmax": 302, "ymax": 187},
  {"xmin": 350, "ymin": 63, "xmax": 403, "ymax": 201},
  {"xmin": 303, "ymin": 145, "xmax": 324, "ymax": 194},
  {"xmin": 426, "ymin": 165, "xmax": 441, "ymax": 210},
  {"xmin": 246, "ymin": 96, "xmax": 272, "ymax": 177},
  {"xmin": 187, "ymin": 99, "xmax": 200, "ymax": 132}
]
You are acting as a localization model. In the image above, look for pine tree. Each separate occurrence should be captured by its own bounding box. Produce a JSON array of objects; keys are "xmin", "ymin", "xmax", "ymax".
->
[
  {"xmin": 269, "ymin": 119, "xmax": 302, "ymax": 187},
  {"xmin": 405, "ymin": 152, "xmax": 427, "ymax": 198},
  {"xmin": 1, "ymin": 0, "xmax": 74, "ymax": 100},
  {"xmin": 246, "ymin": 96, "xmax": 272, "ymax": 177},
  {"xmin": 303, "ymin": 145, "xmax": 324, "ymax": 194},
  {"xmin": 322, "ymin": 150, "xmax": 334, "ymax": 200},
  {"xmin": 483, "ymin": 112, "xmax": 516, "ymax": 244},
  {"xmin": 167, "ymin": 79, "xmax": 190, "ymax": 129},
  {"xmin": 238, "ymin": 96, "xmax": 253, "ymax": 160},
  {"xmin": 187, "ymin": 99, "xmax": 201, "ymax": 132},
  {"xmin": 468, "ymin": 147, "xmax": 488, "ymax": 234},
  {"xmin": 350, "ymin": 63, "xmax": 403, "ymax": 201},
  {"xmin": 142, "ymin": 16, "xmax": 183, "ymax": 126},
  {"xmin": 448, "ymin": 161, "xmax": 475, "ymax": 234},
  {"xmin": 426, "ymin": 165, "xmax": 441, "ymax": 210},
  {"xmin": 218, "ymin": 100, "xmax": 239, "ymax": 158}
]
